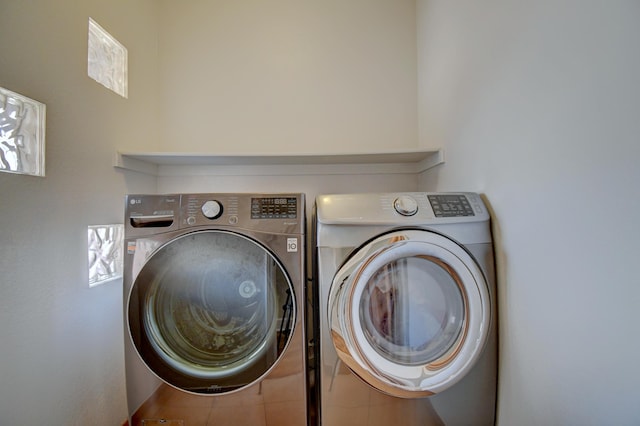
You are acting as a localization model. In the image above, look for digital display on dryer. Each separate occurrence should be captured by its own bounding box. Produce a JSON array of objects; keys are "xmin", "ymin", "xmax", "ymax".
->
[
  {"xmin": 251, "ymin": 197, "xmax": 297, "ymax": 219},
  {"xmin": 428, "ymin": 194, "xmax": 475, "ymax": 217}
]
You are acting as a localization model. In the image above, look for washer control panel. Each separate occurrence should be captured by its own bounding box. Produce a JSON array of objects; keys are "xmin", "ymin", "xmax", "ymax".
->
[
  {"xmin": 126, "ymin": 193, "xmax": 304, "ymax": 235},
  {"xmin": 179, "ymin": 193, "xmax": 303, "ymax": 232},
  {"xmin": 251, "ymin": 197, "xmax": 298, "ymax": 219}
]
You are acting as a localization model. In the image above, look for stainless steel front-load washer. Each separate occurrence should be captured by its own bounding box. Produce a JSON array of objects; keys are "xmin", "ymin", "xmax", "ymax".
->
[
  {"xmin": 313, "ymin": 192, "xmax": 497, "ymax": 425},
  {"xmin": 124, "ymin": 193, "xmax": 307, "ymax": 426}
]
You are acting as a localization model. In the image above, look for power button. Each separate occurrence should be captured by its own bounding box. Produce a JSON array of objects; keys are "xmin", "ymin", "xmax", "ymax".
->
[{"xmin": 394, "ymin": 196, "xmax": 419, "ymax": 216}]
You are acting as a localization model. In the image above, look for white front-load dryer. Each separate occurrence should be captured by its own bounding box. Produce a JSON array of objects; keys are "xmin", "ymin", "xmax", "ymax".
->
[
  {"xmin": 313, "ymin": 192, "xmax": 497, "ymax": 425},
  {"xmin": 123, "ymin": 193, "xmax": 307, "ymax": 426}
]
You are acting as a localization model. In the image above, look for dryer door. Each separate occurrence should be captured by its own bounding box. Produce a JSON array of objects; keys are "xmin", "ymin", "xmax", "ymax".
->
[
  {"xmin": 328, "ymin": 229, "xmax": 490, "ymax": 398},
  {"xmin": 128, "ymin": 230, "xmax": 296, "ymax": 394}
]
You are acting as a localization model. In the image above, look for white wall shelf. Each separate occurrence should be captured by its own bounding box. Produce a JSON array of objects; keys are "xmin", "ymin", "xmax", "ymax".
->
[{"xmin": 114, "ymin": 149, "xmax": 444, "ymax": 176}]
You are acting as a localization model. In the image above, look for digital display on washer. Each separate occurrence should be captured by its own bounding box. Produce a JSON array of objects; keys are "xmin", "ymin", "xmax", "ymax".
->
[
  {"xmin": 428, "ymin": 194, "xmax": 475, "ymax": 217},
  {"xmin": 251, "ymin": 197, "xmax": 297, "ymax": 219}
]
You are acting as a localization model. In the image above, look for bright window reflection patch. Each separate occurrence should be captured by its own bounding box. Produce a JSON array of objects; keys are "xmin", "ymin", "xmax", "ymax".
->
[
  {"xmin": 0, "ymin": 87, "xmax": 46, "ymax": 176},
  {"xmin": 88, "ymin": 224, "xmax": 124, "ymax": 287},
  {"xmin": 88, "ymin": 18, "xmax": 128, "ymax": 98}
]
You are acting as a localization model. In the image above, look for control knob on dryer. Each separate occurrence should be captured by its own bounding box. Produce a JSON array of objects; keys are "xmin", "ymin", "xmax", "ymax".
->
[
  {"xmin": 394, "ymin": 195, "xmax": 418, "ymax": 216},
  {"xmin": 201, "ymin": 200, "xmax": 223, "ymax": 219}
]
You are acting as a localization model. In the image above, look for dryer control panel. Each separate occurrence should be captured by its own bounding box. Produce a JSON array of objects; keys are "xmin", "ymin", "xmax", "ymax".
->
[
  {"xmin": 316, "ymin": 192, "xmax": 489, "ymax": 225},
  {"xmin": 427, "ymin": 194, "xmax": 476, "ymax": 218}
]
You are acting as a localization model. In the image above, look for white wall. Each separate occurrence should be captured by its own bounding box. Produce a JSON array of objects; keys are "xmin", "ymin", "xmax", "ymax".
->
[
  {"xmin": 0, "ymin": 1, "xmax": 158, "ymax": 424},
  {"xmin": 156, "ymin": 0, "xmax": 418, "ymax": 154},
  {"xmin": 417, "ymin": 1, "xmax": 640, "ymax": 425},
  {"xmin": 0, "ymin": 2, "xmax": 420, "ymax": 423},
  {"xmin": 157, "ymin": 170, "xmax": 421, "ymax": 214},
  {"xmin": 4, "ymin": 1, "xmax": 638, "ymax": 425}
]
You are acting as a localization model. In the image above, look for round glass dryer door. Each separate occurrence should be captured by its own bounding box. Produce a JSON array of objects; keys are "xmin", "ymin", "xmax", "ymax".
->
[
  {"xmin": 128, "ymin": 230, "xmax": 296, "ymax": 394},
  {"xmin": 328, "ymin": 229, "xmax": 490, "ymax": 398}
]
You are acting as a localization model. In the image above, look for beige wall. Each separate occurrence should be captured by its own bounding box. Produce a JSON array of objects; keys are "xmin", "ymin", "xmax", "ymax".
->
[
  {"xmin": 418, "ymin": 1, "xmax": 640, "ymax": 425},
  {"xmin": 0, "ymin": 1, "xmax": 158, "ymax": 424},
  {"xmin": 156, "ymin": 0, "xmax": 418, "ymax": 154}
]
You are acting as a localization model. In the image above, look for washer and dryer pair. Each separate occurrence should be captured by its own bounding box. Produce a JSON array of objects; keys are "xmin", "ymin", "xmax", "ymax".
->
[{"xmin": 123, "ymin": 192, "xmax": 497, "ymax": 426}]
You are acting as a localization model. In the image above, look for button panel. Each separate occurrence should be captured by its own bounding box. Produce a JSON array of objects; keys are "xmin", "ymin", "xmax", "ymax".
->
[
  {"xmin": 251, "ymin": 197, "xmax": 297, "ymax": 219},
  {"xmin": 428, "ymin": 194, "xmax": 475, "ymax": 217}
]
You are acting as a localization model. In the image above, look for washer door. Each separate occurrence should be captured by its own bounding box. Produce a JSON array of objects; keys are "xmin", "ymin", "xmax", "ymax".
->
[
  {"xmin": 328, "ymin": 229, "xmax": 490, "ymax": 398},
  {"xmin": 128, "ymin": 230, "xmax": 296, "ymax": 394}
]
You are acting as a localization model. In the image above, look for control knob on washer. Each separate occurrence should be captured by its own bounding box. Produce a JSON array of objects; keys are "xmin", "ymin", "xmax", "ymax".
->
[
  {"xmin": 201, "ymin": 200, "xmax": 223, "ymax": 219},
  {"xmin": 394, "ymin": 196, "xmax": 418, "ymax": 216}
]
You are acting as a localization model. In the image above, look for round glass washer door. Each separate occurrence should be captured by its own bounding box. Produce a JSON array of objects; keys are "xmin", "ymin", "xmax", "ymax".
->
[
  {"xmin": 328, "ymin": 229, "xmax": 490, "ymax": 398},
  {"xmin": 128, "ymin": 230, "xmax": 295, "ymax": 394}
]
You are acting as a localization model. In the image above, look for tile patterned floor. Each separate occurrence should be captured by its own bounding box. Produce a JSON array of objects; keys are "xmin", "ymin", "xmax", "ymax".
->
[
  {"xmin": 131, "ymin": 371, "xmax": 306, "ymax": 426},
  {"xmin": 319, "ymin": 364, "xmax": 445, "ymax": 426},
  {"xmin": 130, "ymin": 327, "xmax": 309, "ymax": 426}
]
